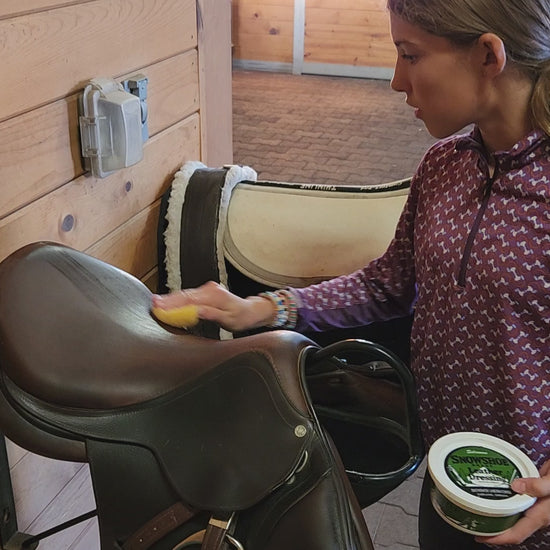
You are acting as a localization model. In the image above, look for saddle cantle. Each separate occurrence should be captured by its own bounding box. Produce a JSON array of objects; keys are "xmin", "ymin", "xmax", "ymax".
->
[{"xmin": 0, "ymin": 242, "xmax": 374, "ymax": 549}]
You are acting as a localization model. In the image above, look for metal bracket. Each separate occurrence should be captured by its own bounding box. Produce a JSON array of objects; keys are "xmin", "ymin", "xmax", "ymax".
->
[{"xmin": 122, "ymin": 73, "xmax": 149, "ymax": 142}]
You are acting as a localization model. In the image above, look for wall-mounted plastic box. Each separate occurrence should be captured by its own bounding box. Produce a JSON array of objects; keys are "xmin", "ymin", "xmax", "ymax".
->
[{"xmin": 79, "ymin": 78, "xmax": 143, "ymax": 178}]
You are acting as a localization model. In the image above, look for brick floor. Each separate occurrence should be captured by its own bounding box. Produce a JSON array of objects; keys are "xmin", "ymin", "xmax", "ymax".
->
[
  {"xmin": 232, "ymin": 69, "xmax": 437, "ymax": 187},
  {"xmin": 232, "ymin": 68, "xmax": 437, "ymax": 549}
]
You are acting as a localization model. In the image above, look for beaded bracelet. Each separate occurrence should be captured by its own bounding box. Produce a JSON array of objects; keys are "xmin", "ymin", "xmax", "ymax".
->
[
  {"xmin": 259, "ymin": 290, "xmax": 288, "ymax": 328},
  {"xmin": 258, "ymin": 289, "xmax": 298, "ymax": 329},
  {"xmin": 277, "ymin": 289, "xmax": 298, "ymax": 329}
]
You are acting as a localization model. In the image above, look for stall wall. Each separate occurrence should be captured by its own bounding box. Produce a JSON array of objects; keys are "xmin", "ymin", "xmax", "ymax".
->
[
  {"xmin": 0, "ymin": 1, "xmax": 232, "ymax": 547},
  {"xmin": 304, "ymin": 0, "xmax": 396, "ymax": 72},
  {"xmin": 232, "ymin": 0, "xmax": 295, "ymax": 68},
  {"xmin": 232, "ymin": 0, "xmax": 395, "ymax": 77}
]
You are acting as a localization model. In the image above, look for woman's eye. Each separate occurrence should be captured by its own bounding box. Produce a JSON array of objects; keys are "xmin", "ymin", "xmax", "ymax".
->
[{"xmin": 401, "ymin": 54, "xmax": 417, "ymax": 62}]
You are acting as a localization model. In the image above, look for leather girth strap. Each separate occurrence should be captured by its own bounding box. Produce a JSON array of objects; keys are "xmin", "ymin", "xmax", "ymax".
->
[
  {"xmin": 122, "ymin": 502, "xmax": 196, "ymax": 550},
  {"xmin": 123, "ymin": 506, "xmax": 240, "ymax": 550}
]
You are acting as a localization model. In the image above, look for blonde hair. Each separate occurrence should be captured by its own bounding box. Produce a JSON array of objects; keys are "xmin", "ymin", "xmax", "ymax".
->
[{"xmin": 387, "ymin": 0, "xmax": 550, "ymax": 135}]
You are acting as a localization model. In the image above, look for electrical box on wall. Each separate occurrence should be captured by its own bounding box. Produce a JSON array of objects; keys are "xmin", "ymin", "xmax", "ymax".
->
[{"xmin": 79, "ymin": 77, "xmax": 148, "ymax": 178}]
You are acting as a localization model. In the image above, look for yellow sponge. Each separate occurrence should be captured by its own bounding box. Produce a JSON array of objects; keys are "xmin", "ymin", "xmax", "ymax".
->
[{"xmin": 151, "ymin": 305, "xmax": 199, "ymax": 329}]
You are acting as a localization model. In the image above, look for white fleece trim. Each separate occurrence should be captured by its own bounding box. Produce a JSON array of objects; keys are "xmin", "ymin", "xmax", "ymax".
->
[
  {"xmin": 163, "ymin": 162, "xmax": 257, "ymax": 340},
  {"xmin": 216, "ymin": 164, "xmax": 257, "ymax": 290},
  {"xmin": 164, "ymin": 160, "xmax": 206, "ymax": 292}
]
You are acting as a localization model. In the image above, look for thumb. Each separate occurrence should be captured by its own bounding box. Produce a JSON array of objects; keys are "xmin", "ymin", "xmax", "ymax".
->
[{"xmin": 512, "ymin": 477, "xmax": 550, "ymax": 498}]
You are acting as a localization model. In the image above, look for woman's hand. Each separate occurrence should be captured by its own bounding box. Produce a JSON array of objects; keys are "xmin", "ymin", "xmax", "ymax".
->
[
  {"xmin": 152, "ymin": 281, "xmax": 275, "ymax": 332},
  {"xmin": 476, "ymin": 460, "xmax": 550, "ymax": 545}
]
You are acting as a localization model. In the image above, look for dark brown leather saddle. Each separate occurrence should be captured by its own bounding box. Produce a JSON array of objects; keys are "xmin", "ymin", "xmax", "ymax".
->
[{"xmin": 0, "ymin": 242, "xmax": 382, "ymax": 550}]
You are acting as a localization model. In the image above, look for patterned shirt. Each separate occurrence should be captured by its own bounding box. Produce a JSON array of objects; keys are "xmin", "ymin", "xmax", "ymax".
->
[{"xmin": 291, "ymin": 127, "xmax": 550, "ymax": 549}]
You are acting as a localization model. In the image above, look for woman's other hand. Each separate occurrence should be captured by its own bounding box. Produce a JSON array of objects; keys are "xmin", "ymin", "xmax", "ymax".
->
[{"xmin": 476, "ymin": 460, "xmax": 550, "ymax": 545}]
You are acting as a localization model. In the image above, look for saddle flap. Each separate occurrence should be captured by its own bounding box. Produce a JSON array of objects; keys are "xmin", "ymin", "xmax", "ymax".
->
[
  {"xmin": 224, "ymin": 180, "xmax": 410, "ymax": 287},
  {"xmin": 14, "ymin": 349, "xmax": 316, "ymax": 512},
  {"xmin": 152, "ymin": 354, "xmax": 316, "ymax": 511}
]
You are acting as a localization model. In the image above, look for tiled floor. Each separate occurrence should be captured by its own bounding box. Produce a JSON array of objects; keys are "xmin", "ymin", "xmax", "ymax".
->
[{"xmin": 232, "ymin": 68, "xmax": 437, "ymax": 549}]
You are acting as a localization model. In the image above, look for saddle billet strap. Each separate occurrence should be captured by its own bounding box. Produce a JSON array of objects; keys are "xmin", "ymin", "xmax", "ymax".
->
[
  {"xmin": 201, "ymin": 513, "xmax": 239, "ymax": 550},
  {"xmin": 122, "ymin": 502, "xmax": 197, "ymax": 550}
]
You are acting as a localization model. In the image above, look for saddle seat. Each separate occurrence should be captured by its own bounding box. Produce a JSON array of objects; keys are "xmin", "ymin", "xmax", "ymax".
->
[{"xmin": 0, "ymin": 242, "xmax": 373, "ymax": 550}]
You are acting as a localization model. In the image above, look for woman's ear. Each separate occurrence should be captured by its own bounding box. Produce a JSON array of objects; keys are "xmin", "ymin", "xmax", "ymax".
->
[{"xmin": 477, "ymin": 33, "xmax": 507, "ymax": 77}]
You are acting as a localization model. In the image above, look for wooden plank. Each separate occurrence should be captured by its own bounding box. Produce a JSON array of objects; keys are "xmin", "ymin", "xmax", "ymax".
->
[
  {"xmin": 0, "ymin": 114, "xmax": 201, "ymax": 263},
  {"xmin": 305, "ymin": 27, "xmax": 393, "ymax": 45},
  {"xmin": 234, "ymin": 0, "xmax": 294, "ymax": 6},
  {"xmin": 26, "ymin": 465, "xmax": 96, "ymax": 550},
  {"xmin": 305, "ymin": 36, "xmax": 396, "ymax": 67},
  {"xmin": 304, "ymin": 4, "xmax": 394, "ymax": 67},
  {"xmin": 197, "ymin": 0, "xmax": 233, "ymax": 166},
  {"xmin": 304, "ymin": 21, "xmax": 396, "ymax": 67},
  {"xmin": 232, "ymin": 17, "xmax": 294, "ymax": 38},
  {"xmin": 10, "ymin": 452, "xmax": 83, "ymax": 531},
  {"xmin": 232, "ymin": 2, "xmax": 295, "ymax": 62},
  {"xmin": 0, "ymin": 2, "xmax": 94, "ymax": 19},
  {"xmin": 143, "ymin": 51, "xmax": 199, "ymax": 139},
  {"xmin": 306, "ymin": 8, "xmax": 391, "ymax": 27},
  {"xmin": 306, "ymin": 0, "xmax": 387, "ymax": 9},
  {"xmin": 0, "ymin": 50, "xmax": 199, "ymax": 220},
  {"xmin": 86, "ymin": 201, "xmax": 161, "ymax": 280},
  {"xmin": 302, "ymin": 1, "xmax": 394, "ymax": 67},
  {"xmin": 233, "ymin": 35, "xmax": 294, "ymax": 63},
  {"xmin": 142, "ymin": 268, "xmax": 159, "ymax": 293},
  {"xmin": 233, "ymin": 4, "xmax": 295, "ymax": 26},
  {"xmin": 304, "ymin": 51, "xmax": 396, "ymax": 68},
  {"xmin": 0, "ymin": 0, "xmax": 197, "ymax": 121}
]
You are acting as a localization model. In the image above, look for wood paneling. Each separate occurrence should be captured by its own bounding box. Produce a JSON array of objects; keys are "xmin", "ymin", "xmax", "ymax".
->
[
  {"xmin": 0, "ymin": 0, "xmax": 197, "ymax": 122},
  {"xmin": 304, "ymin": 3, "xmax": 395, "ymax": 67},
  {"xmin": 0, "ymin": 51, "xmax": 199, "ymax": 220},
  {"xmin": 1, "ymin": 1, "xmax": 231, "ymax": 548},
  {"xmin": 0, "ymin": 1, "xmax": 93, "ymax": 19},
  {"xmin": 198, "ymin": 0, "xmax": 234, "ymax": 166},
  {"xmin": 86, "ymin": 200, "xmax": 162, "ymax": 279},
  {"xmin": 0, "ymin": 115, "xmax": 200, "ymax": 263},
  {"xmin": 232, "ymin": 0, "xmax": 294, "ymax": 63},
  {"xmin": 231, "ymin": 0, "xmax": 396, "ymax": 70}
]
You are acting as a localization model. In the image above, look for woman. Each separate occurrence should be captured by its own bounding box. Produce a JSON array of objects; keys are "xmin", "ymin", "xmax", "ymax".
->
[{"xmin": 154, "ymin": 1, "xmax": 550, "ymax": 548}]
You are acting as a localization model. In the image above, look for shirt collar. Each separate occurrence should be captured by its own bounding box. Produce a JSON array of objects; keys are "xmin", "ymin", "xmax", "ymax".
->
[{"xmin": 455, "ymin": 126, "xmax": 549, "ymax": 168}]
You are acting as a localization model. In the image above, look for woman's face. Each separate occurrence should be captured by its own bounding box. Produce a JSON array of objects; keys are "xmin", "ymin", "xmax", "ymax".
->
[{"xmin": 390, "ymin": 13, "xmax": 484, "ymax": 138}]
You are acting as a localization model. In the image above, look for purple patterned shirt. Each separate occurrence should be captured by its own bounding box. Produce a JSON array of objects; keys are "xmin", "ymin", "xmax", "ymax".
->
[{"xmin": 291, "ymin": 127, "xmax": 550, "ymax": 549}]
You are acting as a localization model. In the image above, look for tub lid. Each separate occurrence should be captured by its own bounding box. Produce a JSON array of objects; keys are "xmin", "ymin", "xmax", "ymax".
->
[{"xmin": 428, "ymin": 432, "xmax": 539, "ymax": 516}]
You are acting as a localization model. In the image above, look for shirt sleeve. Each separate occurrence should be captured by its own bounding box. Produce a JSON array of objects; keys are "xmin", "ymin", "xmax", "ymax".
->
[{"xmin": 289, "ymin": 174, "xmax": 421, "ymax": 333}]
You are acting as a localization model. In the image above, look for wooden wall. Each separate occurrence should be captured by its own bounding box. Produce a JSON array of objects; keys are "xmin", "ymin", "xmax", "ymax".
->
[
  {"xmin": 231, "ymin": 0, "xmax": 396, "ymax": 74},
  {"xmin": 0, "ymin": 1, "xmax": 232, "ymax": 548},
  {"xmin": 232, "ymin": 0, "xmax": 295, "ymax": 64},
  {"xmin": 304, "ymin": 0, "xmax": 396, "ymax": 68}
]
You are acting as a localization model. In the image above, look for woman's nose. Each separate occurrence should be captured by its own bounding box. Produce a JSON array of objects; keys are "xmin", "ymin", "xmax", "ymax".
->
[{"xmin": 390, "ymin": 62, "xmax": 407, "ymax": 93}]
